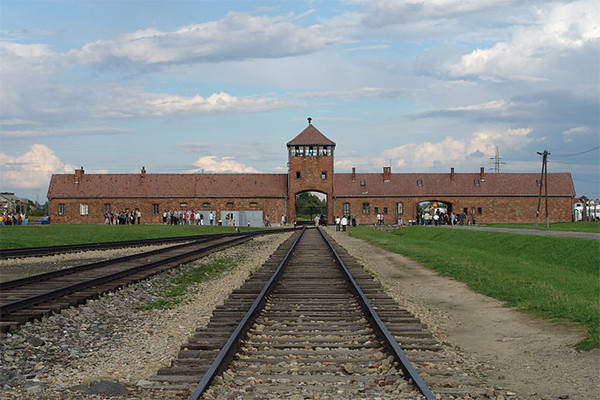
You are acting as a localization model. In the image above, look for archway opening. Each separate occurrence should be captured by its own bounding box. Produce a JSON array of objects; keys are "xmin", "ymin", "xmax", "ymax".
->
[
  {"xmin": 416, "ymin": 200, "xmax": 453, "ymax": 225},
  {"xmin": 295, "ymin": 191, "xmax": 327, "ymax": 225}
]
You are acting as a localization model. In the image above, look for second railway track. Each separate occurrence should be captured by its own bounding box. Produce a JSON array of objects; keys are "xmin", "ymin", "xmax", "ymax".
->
[{"xmin": 0, "ymin": 232, "xmax": 269, "ymax": 333}]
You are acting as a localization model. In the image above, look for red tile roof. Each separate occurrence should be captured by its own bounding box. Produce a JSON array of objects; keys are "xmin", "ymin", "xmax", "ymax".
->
[
  {"xmin": 287, "ymin": 124, "xmax": 336, "ymax": 146},
  {"xmin": 333, "ymin": 172, "xmax": 575, "ymax": 197},
  {"xmin": 48, "ymin": 173, "xmax": 288, "ymax": 198}
]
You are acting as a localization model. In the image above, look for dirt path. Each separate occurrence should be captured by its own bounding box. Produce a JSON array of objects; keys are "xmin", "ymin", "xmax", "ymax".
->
[{"xmin": 327, "ymin": 228, "xmax": 599, "ymax": 400}]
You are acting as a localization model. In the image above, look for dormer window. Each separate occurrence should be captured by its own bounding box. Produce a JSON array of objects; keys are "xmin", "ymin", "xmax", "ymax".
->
[
  {"xmin": 417, "ymin": 179, "xmax": 424, "ymax": 187},
  {"xmin": 474, "ymin": 179, "xmax": 481, "ymax": 186},
  {"xmin": 360, "ymin": 180, "xmax": 366, "ymax": 186}
]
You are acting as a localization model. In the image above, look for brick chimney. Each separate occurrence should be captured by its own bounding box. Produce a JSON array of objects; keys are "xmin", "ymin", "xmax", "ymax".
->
[
  {"xmin": 480, "ymin": 167, "xmax": 485, "ymax": 180},
  {"xmin": 351, "ymin": 167, "xmax": 356, "ymax": 182},
  {"xmin": 141, "ymin": 166, "xmax": 146, "ymax": 177},
  {"xmin": 450, "ymin": 167, "xmax": 455, "ymax": 181},
  {"xmin": 383, "ymin": 166, "xmax": 391, "ymax": 182},
  {"xmin": 74, "ymin": 167, "xmax": 84, "ymax": 184}
]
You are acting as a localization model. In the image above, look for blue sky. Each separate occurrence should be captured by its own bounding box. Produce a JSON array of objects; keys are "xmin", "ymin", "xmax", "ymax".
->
[{"xmin": 1, "ymin": 0, "xmax": 598, "ymax": 204}]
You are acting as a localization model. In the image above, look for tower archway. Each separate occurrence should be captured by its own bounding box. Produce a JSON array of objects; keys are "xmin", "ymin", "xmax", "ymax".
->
[{"xmin": 295, "ymin": 191, "xmax": 328, "ymax": 225}]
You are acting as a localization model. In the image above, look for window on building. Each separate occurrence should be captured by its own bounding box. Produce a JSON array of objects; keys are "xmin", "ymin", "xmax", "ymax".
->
[
  {"xmin": 477, "ymin": 207, "xmax": 483, "ymax": 215},
  {"xmin": 250, "ymin": 202, "xmax": 258, "ymax": 207},
  {"xmin": 397, "ymin": 203, "xmax": 403, "ymax": 215},
  {"xmin": 321, "ymin": 171, "xmax": 327, "ymax": 180},
  {"xmin": 360, "ymin": 180, "xmax": 366, "ymax": 186},
  {"xmin": 226, "ymin": 202, "xmax": 234, "ymax": 208},
  {"xmin": 104, "ymin": 204, "xmax": 111, "ymax": 212},
  {"xmin": 362, "ymin": 203, "xmax": 370, "ymax": 214},
  {"xmin": 383, "ymin": 207, "xmax": 388, "ymax": 215},
  {"xmin": 80, "ymin": 204, "xmax": 89, "ymax": 216},
  {"xmin": 203, "ymin": 202, "xmax": 211, "ymax": 207},
  {"xmin": 463, "ymin": 207, "xmax": 468, "ymax": 214},
  {"xmin": 417, "ymin": 179, "xmax": 424, "ymax": 187},
  {"xmin": 342, "ymin": 203, "xmax": 350, "ymax": 215},
  {"xmin": 153, "ymin": 204, "xmax": 159, "ymax": 215},
  {"xmin": 374, "ymin": 207, "xmax": 379, "ymax": 215},
  {"xmin": 536, "ymin": 179, "xmax": 542, "ymax": 186},
  {"xmin": 180, "ymin": 202, "xmax": 188, "ymax": 207},
  {"xmin": 294, "ymin": 146, "xmax": 301, "ymax": 156},
  {"xmin": 474, "ymin": 179, "xmax": 481, "ymax": 186},
  {"xmin": 296, "ymin": 171, "xmax": 301, "ymax": 179},
  {"xmin": 58, "ymin": 203, "xmax": 66, "ymax": 215},
  {"xmin": 308, "ymin": 146, "xmax": 317, "ymax": 156}
]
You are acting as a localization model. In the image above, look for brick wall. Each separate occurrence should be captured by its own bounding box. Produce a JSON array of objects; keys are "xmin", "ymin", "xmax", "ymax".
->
[
  {"xmin": 333, "ymin": 195, "xmax": 573, "ymax": 225},
  {"xmin": 49, "ymin": 197, "xmax": 287, "ymax": 225}
]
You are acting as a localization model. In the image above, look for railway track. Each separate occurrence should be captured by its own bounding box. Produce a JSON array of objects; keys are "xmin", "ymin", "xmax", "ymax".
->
[
  {"xmin": 0, "ymin": 231, "xmax": 280, "ymax": 333},
  {"xmin": 0, "ymin": 230, "xmax": 286, "ymax": 259},
  {"xmin": 147, "ymin": 228, "xmax": 491, "ymax": 400}
]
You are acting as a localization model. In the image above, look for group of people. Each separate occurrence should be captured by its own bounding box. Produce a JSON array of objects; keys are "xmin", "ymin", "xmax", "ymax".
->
[
  {"xmin": 162, "ymin": 210, "xmax": 215, "ymax": 226},
  {"xmin": 416, "ymin": 210, "xmax": 467, "ymax": 226},
  {"xmin": 104, "ymin": 209, "xmax": 142, "ymax": 225},
  {"xmin": 334, "ymin": 215, "xmax": 350, "ymax": 231},
  {"xmin": 0, "ymin": 212, "xmax": 28, "ymax": 225}
]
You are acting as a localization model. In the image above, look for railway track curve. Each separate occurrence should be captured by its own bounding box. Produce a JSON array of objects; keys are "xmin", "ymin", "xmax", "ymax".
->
[{"xmin": 146, "ymin": 228, "xmax": 490, "ymax": 399}]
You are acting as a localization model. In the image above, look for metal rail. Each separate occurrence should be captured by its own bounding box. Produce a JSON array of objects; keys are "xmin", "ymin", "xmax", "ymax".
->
[
  {"xmin": 318, "ymin": 227, "xmax": 437, "ymax": 400},
  {"xmin": 187, "ymin": 227, "xmax": 306, "ymax": 400},
  {"xmin": 0, "ymin": 235, "xmax": 252, "ymax": 317},
  {"xmin": 0, "ymin": 228, "xmax": 296, "ymax": 259}
]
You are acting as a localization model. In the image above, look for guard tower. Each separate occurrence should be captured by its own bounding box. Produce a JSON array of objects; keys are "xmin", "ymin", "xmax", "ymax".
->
[{"xmin": 287, "ymin": 118, "xmax": 336, "ymax": 224}]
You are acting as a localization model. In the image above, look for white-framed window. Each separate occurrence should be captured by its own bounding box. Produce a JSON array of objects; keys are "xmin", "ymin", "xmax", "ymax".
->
[
  {"xmin": 362, "ymin": 203, "xmax": 370, "ymax": 214},
  {"xmin": 80, "ymin": 203, "xmax": 89, "ymax": 216},
  {"xmin": 58, "ymin": 203, "xmax": 66, "ymax": 215},
  {"xmin": 397, "ymin": 202, "xmax": 403, "ymax": 215},
  {"xmin": 343, "ymin": 203, "xmax": 350, "ymax": 214}
]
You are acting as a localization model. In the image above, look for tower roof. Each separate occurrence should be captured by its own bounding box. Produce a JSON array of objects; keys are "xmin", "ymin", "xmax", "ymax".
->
[{"xmin": 287, "ymin": 123, "xmax": 336, "ymax": 146}]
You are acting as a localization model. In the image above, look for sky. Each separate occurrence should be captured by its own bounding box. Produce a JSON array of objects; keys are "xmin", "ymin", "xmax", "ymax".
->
[{"xmin": 1, "ymin": 0, "xmax": 598, "ymax": 204}]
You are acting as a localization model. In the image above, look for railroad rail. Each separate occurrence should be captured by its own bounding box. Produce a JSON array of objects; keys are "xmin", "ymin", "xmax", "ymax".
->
[
  {"xmin": 0, "ymin": 229, "xmax": 294, "ymax": 259},
  {"xmin": 147, "ymin": 228, "xmax": 491, "ymax": 399},
  {"xmin": 0, "ymin": 230, "xmax": 287, "ymax": 333}
]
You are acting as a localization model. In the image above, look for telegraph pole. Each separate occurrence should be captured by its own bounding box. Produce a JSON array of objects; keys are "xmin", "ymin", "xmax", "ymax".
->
[{"xmin": 534, "ymin": 150, "xmax": 550, "ymax": 228}]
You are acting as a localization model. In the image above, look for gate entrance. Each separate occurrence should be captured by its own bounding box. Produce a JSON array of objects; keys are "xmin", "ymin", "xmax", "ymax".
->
[
  {"xmin": 295, "ymin": 191, "xmax": 327, "ymax": 225},
  {"xmin": 416, "ymin": 201, "xmax": 453, "ymax": 225}
]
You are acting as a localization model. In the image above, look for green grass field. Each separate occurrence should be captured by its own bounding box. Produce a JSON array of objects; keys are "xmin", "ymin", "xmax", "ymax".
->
[
  {"xmin": 0, "ymin": 224, "xmax": 264, "ymax": 249},
  {"xmin": 479, "ymin": 221, "xmax": 600, "ymax": 233},
  {"xmin": 348, "ymin": 225, "xmax": 600, "ymax": 350}
]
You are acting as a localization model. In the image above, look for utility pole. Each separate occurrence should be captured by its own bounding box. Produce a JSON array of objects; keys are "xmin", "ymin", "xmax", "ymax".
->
[{"xmin": 534, "ymin": 150, "xmax": 550, "ymax": 228}]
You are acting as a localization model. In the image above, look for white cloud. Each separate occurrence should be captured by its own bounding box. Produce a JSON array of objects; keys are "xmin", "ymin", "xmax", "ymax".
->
[
  {"xmin": 563, "ymin": 126, "xmax": 593, "ymax": 142},
  {"xmin": 0, "ymin": 144, "xmax": 76, "ymax": 188},
  {"xmin": 360, "ymin": 0, "xmax": 519, "ymax": 27},
  {"xmin": 71, "ymin": 12, "xmax": 342, "ymax": 69},
  {"xmin": 189, "ymin": 156, "xmax": 259, "ymax": 173},
  {"xmin": 380, "ymin": 127, "xmax": 533, "ymax": 170},
  {"xmin": 447, "ymin": 0, "xmax": 600, "ymax": 80}
]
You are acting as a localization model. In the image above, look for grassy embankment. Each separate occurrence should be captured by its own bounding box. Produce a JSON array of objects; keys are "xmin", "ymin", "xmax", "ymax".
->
[
  {"xmin": 0, "ymin": 224, "xmax": 264, "ymax": 249},
  {"xmin": 479, "ymin": 220, "xmax": 600, "ymax": 233},
  {"xmin": 348, "ymin": 225, "xmax": 600, "ymax": 350}
]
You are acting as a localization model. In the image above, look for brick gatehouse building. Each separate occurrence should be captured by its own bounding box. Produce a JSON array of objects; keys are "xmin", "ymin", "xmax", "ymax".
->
[{"xmin": 47, "ymin": 121, "xmax": 575, "ymax": 225}]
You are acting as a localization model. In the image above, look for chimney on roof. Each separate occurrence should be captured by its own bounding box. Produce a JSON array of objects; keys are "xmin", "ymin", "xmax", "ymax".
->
[
  {"xmin": 383, "ymin": 166, "xmax": 391, "ymax": 182},
  {"xmin": 74, "ymin": 167, "xmax": 84, "ymax": 184},
  {"xmin": 450, "ymin": 167, "xmax": 455, "ymax": 181},
  {"xmin": 351, "ymin": 167, "xmax": 356, "ymax": 182},
  {"xmin": 480, "ymin": 167, "xmax": 485, "ymax": 180},
  {"xmin": 141, "ymin": 166, "xmax": 146, "ymax": 177}
]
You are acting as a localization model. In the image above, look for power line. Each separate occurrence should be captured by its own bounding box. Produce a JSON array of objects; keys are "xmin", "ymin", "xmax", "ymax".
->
[{"xmin": 552, "ymin": 146, "xmax": 600, "ymax": 158}]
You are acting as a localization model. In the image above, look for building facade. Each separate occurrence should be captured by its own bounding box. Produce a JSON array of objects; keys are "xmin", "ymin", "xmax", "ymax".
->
[{"xmin": 47, "ymin": 122, "xmax": 576, "ymax": 225}]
